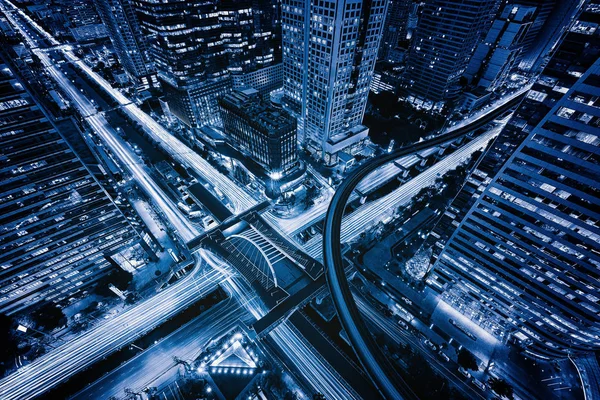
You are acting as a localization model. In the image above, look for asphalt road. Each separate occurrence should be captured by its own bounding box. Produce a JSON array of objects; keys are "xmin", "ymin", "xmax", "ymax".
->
[
  {"xmin": 321, "ymin": 91, "xmax": 526, "ymax": 399},
  {"xmin": 72, "ymin": 296, "xmax": 253, "ymax": 399}
]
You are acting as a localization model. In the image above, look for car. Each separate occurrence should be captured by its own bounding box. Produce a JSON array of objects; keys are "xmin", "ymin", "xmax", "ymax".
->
[
  {"xmin": 438, "ymin": 352, "xmax": 450, "ymax": 362},
  {"xmin": 472, "ymin": 379, "xmax": 486, "ymax": 391},
  {"xmin": 458, "ymin": 367, "xmax": 471, "ymax": 379},
  {"xmin": 423, "ymin": 339, "xmax": 437, "ymax": 351},
  {"xmin": 398, "ymin": 320, "xmax": 409, "ymax": 330}
]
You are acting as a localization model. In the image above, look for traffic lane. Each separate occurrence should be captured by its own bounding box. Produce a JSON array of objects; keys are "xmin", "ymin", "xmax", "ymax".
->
[
  {"xmin": 0, "ymin": 265, "xmax": 223, "ymax": 400},
  {"xmin": 288, "ymin": 311, "xmax": 379, "ymax": 399},
  {"xmin": 74, "ymin": 298, "xmax": 251, "ymax": 399},
  {"xmin": 354, "ymin": 294, "xmax": 488, "ymax": 400}
]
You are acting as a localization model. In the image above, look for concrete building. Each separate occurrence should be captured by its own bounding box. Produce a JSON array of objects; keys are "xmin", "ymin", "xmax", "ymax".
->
[
  {"xmin": 219, "ymin": 88, "xmax": 298, "ymax": 178},
  {"xmin": 464, "ymin": 4, "xmax": 536, "ymax": 92},
  {"xmin": 282, "ymin": 0, "xmax": 388, "ymax": 165},
  {"xmin": 426, "ymin": 6, "xmax": 600, "ymax": 357},
  {"xmin": 94, "ymin": 0, "xmax": 157, "ymax": 89},
  {"xmin": 0, "ymin": 64, "xmax": 141, "ymax": 315},
  {"xmin": 378, "ymin": 0, "xmax": 412, "ymax": 62},
  {"xmin": 405, "ymin": 0, "xmax": 499, "ymax": 105}
]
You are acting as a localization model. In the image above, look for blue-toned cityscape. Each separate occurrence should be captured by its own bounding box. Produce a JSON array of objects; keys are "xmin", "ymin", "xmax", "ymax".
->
[{"xmin": 0, "ymin": 0, "xmax": 598, "ymax": 399}]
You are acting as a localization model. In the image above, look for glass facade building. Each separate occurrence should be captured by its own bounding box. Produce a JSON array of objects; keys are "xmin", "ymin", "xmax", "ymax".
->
[
  {"xmin": 405, "ymin": 0, "xmax": 499, "ymax": 104},
  {"xmin": 426, "ymin": 4, "xmax": 600, "ymax": 357},
  {"xmin": 136, "ymin": 0, "xmax": 280, "ymax": 128},
  {"xmin": 94, "ymin": 0, "xmax": 157, "ymax": 89},
  {"xmin": 0, "ymin": 65, "xmax": 141, "ymax": 315},
  {"xmin": 282, "ymin": 0, "xmax": 387, "ymax": 165}
]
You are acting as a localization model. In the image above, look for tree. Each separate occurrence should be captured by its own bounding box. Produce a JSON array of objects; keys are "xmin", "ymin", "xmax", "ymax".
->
[
  {"xmin": 457, "ymin": 348, "xmax": 478, "ymax": 371},
  {"xmin": 0, "ymin": 314, "xmax": 19, "ymax": 373},
  {"xmin": 488, "ymin": 377, "xmax": 514, "ymax": 399},
  {"xmin": 31, "ymin": 303, "xmax": 67, "ymax": 331}
]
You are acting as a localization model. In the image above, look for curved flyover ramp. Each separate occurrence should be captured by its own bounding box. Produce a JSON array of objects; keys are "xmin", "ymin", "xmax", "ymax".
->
[{"xmin": 322, "ymin": 92, "xmax": 525, "ymax": 399}]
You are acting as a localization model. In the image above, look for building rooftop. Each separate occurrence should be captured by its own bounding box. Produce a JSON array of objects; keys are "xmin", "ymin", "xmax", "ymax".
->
[{"xmin": 220, "ymin": 88, "xmax": 296, "ymax": 134}]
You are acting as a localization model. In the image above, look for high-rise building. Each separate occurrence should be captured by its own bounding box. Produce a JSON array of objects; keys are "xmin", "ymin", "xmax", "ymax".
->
[
  {"xmin": 405, "ymin": 0, "xmax": 499, "ymax": 105},
  {"xmin": 94, "ymin": 0, "xmax": 157, "ymax": 89},
  {"xmin": 282, "ymin": 0, "xmax": 388, "ymax": 165},
  {"xmin": 219, "ymin": 88, "xmax": 298, "ymax": 178},
  {"xmin": 426, "ymin": 4, "xmax": 600, "ymax": 357},
  {"xmin": 0, "ymin": 64, "xmax": 141, "ymax": 315},
  {"xmin": 378, "ymin": 0, "xmax": 412, "ymax": 62},
  {"xmin": 464, "ymin": 4, "xmax": 536, "ymax": 92},
  {"xmin": 136, "ymin": 0, "xmax": 280, "ymax": 129},
  {"xmin": 136, "ymin": 0, "xmax": 230, "ymax": 128},
  {"xmin": 518, "ymin": 0, "xmax": 582, "ymax": 73}
]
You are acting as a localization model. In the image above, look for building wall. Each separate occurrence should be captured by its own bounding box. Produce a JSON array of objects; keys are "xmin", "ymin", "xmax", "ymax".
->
[
  {"xmin": 378, "ymin": 0, "xmax": 412, "ymax": 62},
  {"xmin": 426, "ymin": 8, "xmax": 600, "ymax": 357},
  {"xmin": 137, "ymin": 0, "xmax": 280, "ymax": 128},
  {"xmin": 464, "ymin": 4, "xmax": 536, "ymax": 91},
  {"xmin": 282, "ymin": 0, "xmax": 387, "ymax": 161},
  {"xmin": 219, "ymin": 90, "xmax": 298, "ymax": 175},
  {"xmin": 231, "ymin": 63, "xmax": 283, "ymax": 98},
  {"xmin": 405, "ymin": 0, "xmax": 499, "ymax": 103},
  {"xmin": 94, "ymin": 0, "xmax": 155, "ymax": 87}
]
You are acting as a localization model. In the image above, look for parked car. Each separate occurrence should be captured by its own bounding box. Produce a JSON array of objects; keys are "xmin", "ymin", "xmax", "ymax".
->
[
  {"xmin": 423, "ymin": 339, "xmax": 437, "ymax": 351},
  {"xmin": 472, "ymin": 379, "xmax": 486, "ymax": 391},
  {"xmin": 458, "ymin": 367, "xmax": 471, "ymax": 379},
  {"xmin": 438, "ymin": 351, "xmax": 450, "ymax": 362}
]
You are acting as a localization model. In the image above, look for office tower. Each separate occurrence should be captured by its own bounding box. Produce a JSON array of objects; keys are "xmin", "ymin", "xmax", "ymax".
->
[
  {"xmin": 219, "ymin": 88, "xmax": 298, "ymax": 178},
  {"xmin": 378, "ymin": 0, "xmax": 412, "ymax": 62},
  {"xmin": 514, "ymin": 0, "xmax": 555, "ymax": 66},
  {"xmin": 136, "ymin": 0, "xmax": 230, "ymax": 128},
  {"xmin": 0, "ymin": 64, "xmax": 142, "ymax": 315},
  {"xmin": 222, "ymin": 0, "xmax": 282, "ymax": 97},
  {"xmin": 426, "ymin": 5, "xmax": 600, "ymax": 357},
  {"xmin": 137, "ymin": 0, "xmax": 280, "ymax": 129},
  {"xmin": 282, "ymin": 0, "xmax": 388, "ymax": 165},
  {"xmin": 405, "ymin": 0, "xmax": 499, "ymax": 105},
  {"xmin": 518, "ymin": 0, "xmax": 582, "ymax": 72},
  {"xmin": 94, "ymin": 0, "xmax": 156, "ymax": 89},
  {"xmin": 464, "ymin": 4, "xmax": 536, "ymax": 92}
]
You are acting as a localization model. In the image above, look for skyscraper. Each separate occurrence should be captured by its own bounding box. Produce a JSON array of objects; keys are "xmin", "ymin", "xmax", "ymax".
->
[
  {"xmin": 0, "ymin": 64, "xmax": 142, "ymax": 315},
  {"xmin": 426, "ymin": 4, "xmax": 600, "ymax": 357},
  {"xmin": 137, "ymin": 0, "xmax": 280, "ymax": 129},
  {"xmin": 136, "ymin": 0, "xmax": 230, "ymax": 128},
  {"xmin": 378, "ymin": 0, "xmax": 412, "ymax": 62},
  {"xmin": 94, "ymin": 0, "xmax": 157, "ymax": 89},
  {"xmin": 282, "ymin": 0, "xmax": 388, "ymax": 165},
  {"xmin": 405, "ymin": 0, "xmax": 499, "ymax": 105},
  {"xmin": 518, "ymin": 0, "xmax": 582, "ymax": 72},
  {"xmin": 464, "ymin": 4, "xmax": 536, "ymax": 92}
]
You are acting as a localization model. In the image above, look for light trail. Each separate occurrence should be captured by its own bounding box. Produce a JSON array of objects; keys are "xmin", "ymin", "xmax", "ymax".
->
[
  {"xmin": 3, "ymin": 0, "xmax": 258, "ymax": 215},
  {"xmin": 0, "ymin": 264, "xmax": 227, "ymax": 400},
  {"xmin": 1, "ymin": 2, "xmax": 198, "ymax": 242},
  {"xmin": 354, "ymin": 295, "xmax": 487, "ymax": 400},
  {"xmin": 304, "ymin": 123, "xmax": 506, "ymax": 259},
  {"xmin": 201, "ymin": 250, "xmax": 360, "ymax": 399},
  {"xmin": 72, "ymin": 298, "xmax": 252, "ymax": 399}
]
